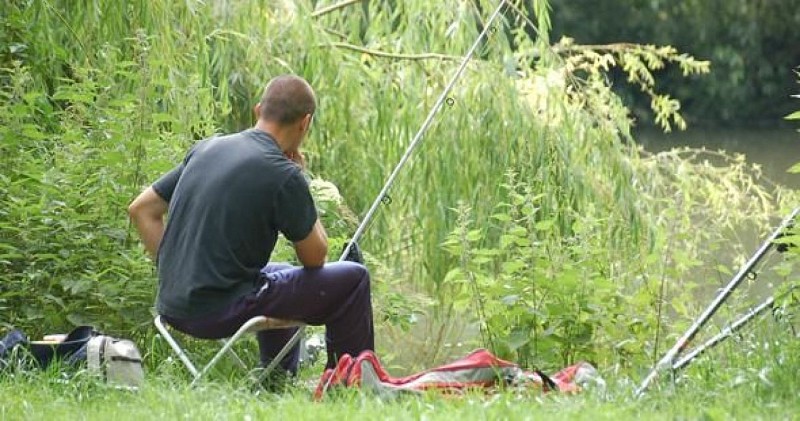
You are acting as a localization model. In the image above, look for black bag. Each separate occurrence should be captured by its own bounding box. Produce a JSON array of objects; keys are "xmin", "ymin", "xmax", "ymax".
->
[
  {"xmin": 30, "ymin": 325, "xmax": 96, "ymax": 368},
  {"xmin": 1, "ymin": 325, "xmax": 95, "ymax": 369}
]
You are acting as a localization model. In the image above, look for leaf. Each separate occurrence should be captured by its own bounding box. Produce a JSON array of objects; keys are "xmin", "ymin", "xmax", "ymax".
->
[
  {"xmin": 473, "ymin": 256, "xmax": 492, "ymax": 265},
  {"xmin": 509, "ymin": 226, "xmax": 527, "ymax": 237},
  {"xmin": 672, "ymin": 297, "xmax": 689, "ymax": 316},
  {"xmin": 534, "ymin": 219, "xmax": 555, "ymax": 231},
  {"xmin": 52, "ymin": 90, "xmax": 94, "ymax": 103},
  {"xmin": 501, "ymin": 295, "xmax": 519, "ymax": 306},
  {"xmin": 785, "ymin": 110, "xmax": 800, "ymax": 120},
  {"xmin": 773, "ymin": 234, "xmax": 798, "ymax": 246},
  {"xmin": 21, "ymin": 126, "xmax": 47, "ymax": 140},
  {"xmin": 507, "ymin": 329, "xmax": 530, "ymax": 351},
  {"xmin": 35, "ymin": 253, "xmax": 59, "ymax": 261},
  {"xmin": 452, "ymin": 293, "xmax": 472, "ymax": 312},
  {"xmin": 466, "ymin": 229, "xmax": 482, "ymax": 242},
  {"xmin": 491, "ymin": 213, "xmax": 512, "ymax": 222},
  {"xmin": 43, "ymin": 294, "xmax": 65, "ymax": 309},
  {"xmin": 152, "ymin": 113, "xmax": 175, "ymax": 123},
  {"xmin": 443, "ymin": 268, "xmax": 463, "ymax": 285},
  {"xmin": 61, "ymin": 278, "xmax": 91, "ymax": 295},
  {"xmin": 502, "ymin": 260, "xmax": 525, "ymax": 275},
  {"xmin": 500, "ymin": 234, "xmax": 515, "ymax": 248},
  {"xmin": 513, "ymin": 237, "xmax": 531, "ymax": 247},
  {"xmin": 66, "ymin": 313, "xmax": 91, "ymax": 326},
  {"xmin": 24, "ymin": 307, "xmax": 44, "ymax": 320},
  {"xmin": 474, "ymin": 248, "xmax": 502, "ymax": 257}
]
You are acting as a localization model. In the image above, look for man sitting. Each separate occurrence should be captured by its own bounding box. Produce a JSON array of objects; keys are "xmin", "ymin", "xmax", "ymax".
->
[{"xmin": 128, "ymin": 75, "xmax": 374, "ymax": 378}]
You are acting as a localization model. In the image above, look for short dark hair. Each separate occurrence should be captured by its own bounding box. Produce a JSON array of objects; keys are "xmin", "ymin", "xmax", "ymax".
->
[{"xmin": 259, "ymin": 75, "xmax": 316, "ymax": 125}]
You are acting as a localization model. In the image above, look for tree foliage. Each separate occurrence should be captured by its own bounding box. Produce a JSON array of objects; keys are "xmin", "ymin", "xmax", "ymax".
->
[{"xmin": 549, "ymin": 0, "xmax": 800, "ymax": 125}]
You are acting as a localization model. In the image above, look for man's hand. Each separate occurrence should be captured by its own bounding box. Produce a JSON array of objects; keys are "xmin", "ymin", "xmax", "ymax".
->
[
  {"xmin": 285, "ymin": 149, "xmax": 305, "ymax": 170},
  {"xmin": 341, "ymin": 241, "xmax": 365, "ymax": 265}
]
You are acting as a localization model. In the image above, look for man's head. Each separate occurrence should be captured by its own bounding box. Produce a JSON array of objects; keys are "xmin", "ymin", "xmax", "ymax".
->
[{"xmin": 255, "ymin": 75, "xmax": 316, "ymax": 151}]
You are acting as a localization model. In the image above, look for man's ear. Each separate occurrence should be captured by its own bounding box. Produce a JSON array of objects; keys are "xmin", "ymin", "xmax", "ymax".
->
[
  {"xmin": 302, "ymin": 113, "xmax": 313, "ymax": 132},
  {"xmin": 253, "ymin": 103, "xmax": 261, "ymax": 119}
]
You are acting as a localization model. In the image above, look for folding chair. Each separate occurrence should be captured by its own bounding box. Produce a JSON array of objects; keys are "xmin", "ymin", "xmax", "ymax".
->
[{"xmin": 154, "ymin": 315, "xmax": 305, "ymax": 387}]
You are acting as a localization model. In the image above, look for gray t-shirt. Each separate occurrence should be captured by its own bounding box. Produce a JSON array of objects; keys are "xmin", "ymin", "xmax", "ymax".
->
[{"xmin": 152, "ymin": 128, "xmax": 317, "ymax": 319}]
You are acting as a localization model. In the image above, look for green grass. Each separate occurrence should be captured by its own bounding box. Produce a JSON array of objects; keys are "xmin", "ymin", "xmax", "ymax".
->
[
  {"xmin": 3, "ymin": 326, "xmax": 799, "ymax": 421},
  {"xmin": 1, "ymin": 366, "xmax": 797, "ymax": 420}
]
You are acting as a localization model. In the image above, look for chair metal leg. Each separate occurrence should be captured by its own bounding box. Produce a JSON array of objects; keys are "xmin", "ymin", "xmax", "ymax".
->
[
  {"xmin": 155, "ymin": 315, "xmax": 199, "ymax": 378},
  {"xmin": 224, "ymin": 341, "xmax": 249, "ymax": 370},
  {"xmin": 254, "ymin": 325, "xmax": 306, "ymax": 384},
  {"xmin": 191, "ymin": 316, "xmax": 268, "ymax": 386}
]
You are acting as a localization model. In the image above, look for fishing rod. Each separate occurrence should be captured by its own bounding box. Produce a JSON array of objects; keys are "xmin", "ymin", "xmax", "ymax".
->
[
  {"xmin": 671, "ymin": 285, "xmax": 797, "ymax": 372},
  {"xmin": 338, "ymin": 0, "xmax": 508, "ymax": 262},
  {"xmin": 634, "ymin": 206, "xmax": 800, "ymax": 398},
  {"xmin": 258, "ymin": 0, "xmax": 510, "ymax": 382}
]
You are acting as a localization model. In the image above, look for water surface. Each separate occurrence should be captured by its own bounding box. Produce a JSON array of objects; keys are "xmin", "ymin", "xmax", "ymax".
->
[{"xmin": 636, "ymin": 127, "xmax": 800, "ymax": 189}]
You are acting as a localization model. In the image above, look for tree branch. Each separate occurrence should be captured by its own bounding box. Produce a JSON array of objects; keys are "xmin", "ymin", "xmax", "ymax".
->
[
  {"xmin": 320, "ymin": 42, "xmax": 463, "ymax": 61},
  {"xmin": 553, "ymin": 42, "xmax": 657, "ymax": 53},
  {"xmin": 505, "ymin": 0, "xmax": 540, "ymax": 39},
  {"xmin": 311, "ymin": 0, "xmax": 363, "ymax": 18},
  {"xmin": 323, "ymin": 27, "xmax": 349, "ymax": 41}
]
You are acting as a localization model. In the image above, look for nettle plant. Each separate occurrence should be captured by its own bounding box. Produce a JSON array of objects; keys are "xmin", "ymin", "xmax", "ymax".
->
[
  {"xmin": 441, "ymin": 173, "xmax": 626, "ymax": 368},
  {"xmin": 0, "ymin": 35, "xmax": 225, "ymax": 334}
]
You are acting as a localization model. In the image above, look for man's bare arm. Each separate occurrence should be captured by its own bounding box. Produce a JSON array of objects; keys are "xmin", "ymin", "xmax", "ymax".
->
[
  {"xmin": 128, "ymin": 187, "xmax": 168, "ymax": 259},
  {"xmin": 293, "ymin": 219, "xmax": 328, "ymax": 268}
]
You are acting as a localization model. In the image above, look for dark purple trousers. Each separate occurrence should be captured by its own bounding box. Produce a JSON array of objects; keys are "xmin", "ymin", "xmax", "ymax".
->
[{"xmin": 162, "ymin": 261, "xmax": 374, "ymax": 374}]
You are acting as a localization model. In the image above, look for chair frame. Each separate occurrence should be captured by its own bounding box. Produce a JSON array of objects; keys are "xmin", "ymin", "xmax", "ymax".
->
[{"xmin": 154, "ymin": 315, "xmax": 305, "ymax": 387}]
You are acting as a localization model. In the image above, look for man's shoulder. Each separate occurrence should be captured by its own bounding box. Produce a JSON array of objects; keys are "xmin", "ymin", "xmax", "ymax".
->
[
  {"xmin": 228, "ymin": 131, "xmax": 299, "ymax": 177},
  {"xmin": 202, "ymin": 129, "xmax": 253, "ymax": 146},
  {"xmin": 194, "ymin": 130, "xmax": 275, "ymax": 157}
]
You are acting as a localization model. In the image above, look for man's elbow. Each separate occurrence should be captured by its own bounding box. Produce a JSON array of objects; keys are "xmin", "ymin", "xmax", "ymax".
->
[
  {"xmin": 296, "ymin": 242, "xmax": 328, "ymax": 269},
  {"xmin": 128, "ymin": 188, "xmax": 167, "ymax": 222},
  {"xmin": 294, "ymin": 222, "xmax": 328, "ymax": 268},
  {"xmin": 302, "ymin": 247, "xmax": 328, "ymax": 269},
  {"xmin": 128, "ymin": 201, "xmax": 143, "ymax": 222},
  {"xmin": 127, "ymin": 199, "xmax": 154, "ymax": 225},
  {"xmin": 128, "ymin": 200, "xmax": 142, "ymax": 219}
]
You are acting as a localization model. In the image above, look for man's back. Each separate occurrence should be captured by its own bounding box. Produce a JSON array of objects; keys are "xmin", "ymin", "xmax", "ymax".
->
[{"xmin": 154, "ymin": 129, "xmax": 316, "ymax": 319}]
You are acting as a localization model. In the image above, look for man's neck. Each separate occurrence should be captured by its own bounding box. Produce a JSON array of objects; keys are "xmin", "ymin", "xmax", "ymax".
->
[{"xmin": 254, "ymin": 120, "xmax": 292, "ymax": 152}]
